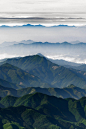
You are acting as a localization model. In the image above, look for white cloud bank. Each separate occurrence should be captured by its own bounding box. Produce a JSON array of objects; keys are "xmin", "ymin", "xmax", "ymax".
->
[
  {"xmin": 46, "ymin": 55, "xmax": 86, "ymax": 64},
  {"xmin": 0, "ymin": 53, "xmax": 19, "ymax": 60}
]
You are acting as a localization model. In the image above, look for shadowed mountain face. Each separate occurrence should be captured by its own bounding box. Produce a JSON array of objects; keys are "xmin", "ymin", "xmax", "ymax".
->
[
  {"xmin": 18, "ymin": 84, "xmax": 86, "ymax": 99},
  {"xmin": 0, "ymin": 78, "xmax": 22, "ymax": 89},
  {"xmin": 3, "ymin": 55, "xmax": 86, "ymax": 88},
  {"xmin": 0, "ymin": 92, "xmax": 86, "ymax": 129},
  {"xmin": 0, "ymin": 63, "xmax": 52, "ymax": 89},
  {"xmin": 0, "ymin": 84, "xmax": 17, "ymax": 97},
  {"xmin": 0, "ymin": 84, "xmax": 86, "ymax": 99}
]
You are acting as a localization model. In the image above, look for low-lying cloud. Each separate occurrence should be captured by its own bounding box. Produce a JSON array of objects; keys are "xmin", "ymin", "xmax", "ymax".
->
[
  {"xmin": 0, "ymin": 53, "xmax": 86, "ymax": 64},
  {"xmin": 0, "ymin": 53, "xmax": 19, "ymax": 60},
  {"xmin": 46, "ymin": 55, "xmax": 86, "ymax": 64}
]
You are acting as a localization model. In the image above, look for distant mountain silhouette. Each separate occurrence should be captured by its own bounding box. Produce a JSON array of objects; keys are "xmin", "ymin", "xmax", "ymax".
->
[{"xmin": 0, "ymin": 41, "xmax": 86, "ymax": 65}]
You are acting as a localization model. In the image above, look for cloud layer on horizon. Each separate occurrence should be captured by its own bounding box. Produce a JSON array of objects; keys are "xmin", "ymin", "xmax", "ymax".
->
[{"xmin": 0, "ymin": 12, "xmax": 86, "ymax": 26}]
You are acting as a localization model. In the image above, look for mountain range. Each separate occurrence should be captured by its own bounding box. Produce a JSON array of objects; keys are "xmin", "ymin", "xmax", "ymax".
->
[
  {"xmin": 0, "ymin": 83, "xmax": 86, "ymax": 99},
  {"xmin": 0, "ymin": 63, "xmax": 48, "ymax": 88},
  {"xmin": 2, "ymin": 54, "xmax": 86, "ymax": 88},
  {"xmin": 0, "ymin": 40, "xmax": 34, "ymax": 47},
  {"xmin": 0, "ymin": 41, "xmax": 86, "ymax": 64},
  {"xmin": 0, "ymin": 54, "xmax": 86, "ymax": 98},
  {"xmin": 0, "ymin": 92, "xmax": 86, "ymax": 129},
  {"xmin": 0, "ymin": 53, "xmax": 86, "ymax": 128},
  {"xmin": 51, "ymin": 59, "xmax": 86, "ymax": 72}
]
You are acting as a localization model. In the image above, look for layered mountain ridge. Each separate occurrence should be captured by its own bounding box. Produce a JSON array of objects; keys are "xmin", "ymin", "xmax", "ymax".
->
[
  {"xmin": 0, "ymin": 41, "xmax": 86, "ymax": 65},
  {"xmin": 0, "ymin": 92, "xmax": 86, "ymax": 129},
  {"xmin": 0, "ymin": 53, "xmax": 86, "ymax": 128},
  {"xmin": 0, "ymin": 84, "xmax": 86, "ymax": 99},
  {"xmin": 2, "ymin": 54, "xmax": 86, "ymax": 88}
]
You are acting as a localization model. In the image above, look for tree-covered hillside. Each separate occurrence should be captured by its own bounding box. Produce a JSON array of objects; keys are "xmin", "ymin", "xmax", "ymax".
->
[
  {"xmin": 0, "ymin": 93, "xmax": 86, "ymax": 128},
  {"xmin": 4, "ymin": 55, "xmax": 86, "ymax": 88}
]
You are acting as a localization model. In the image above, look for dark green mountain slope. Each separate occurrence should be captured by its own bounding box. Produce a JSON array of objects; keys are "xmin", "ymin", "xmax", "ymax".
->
[
  {"xmin": 0, "ymin": 95, "xmax": 17, "ymax": 108},
  {"xmin": 1, "ymin": 93, "xmax": 86, "ymax": 128},
  {"xmin": 0, "ymin": 63, "xmax": 50, "ymax": 89},
  {"xmin": 4, "ymin": 55, "xmax": 86, "ymax": 88},
  {"xmin": 0, "ymin": 78, "xmax": 22, "ymax": 89},
  {"xmin": 0, "ymin": 105, "xmax": 79, "ymax": 129}
]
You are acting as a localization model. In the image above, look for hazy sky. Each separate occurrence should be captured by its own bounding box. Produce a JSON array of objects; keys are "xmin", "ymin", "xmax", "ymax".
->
[
  {"xmin": 0, "ymin": 26, "xmax": 86, "ymax": 44},
  {"xmin": 0, "ymin": 0, "xmax": 86, "ymax": 43},
  {"xmin": 0, "ymin": 0, "xmax": 86, "ymax": 63},
  {"xmin": 0, "ymin": 25, "xmax": 86, "ymax": 64},
  {"xmin": 0, "ymin": 0, "xmax": 86, "ymax": 12}
]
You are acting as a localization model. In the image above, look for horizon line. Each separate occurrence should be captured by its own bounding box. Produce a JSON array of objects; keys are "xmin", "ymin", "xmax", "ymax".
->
[{"xmin": 0, "ymin": 23, "xmax": 84, "ymax": 28}]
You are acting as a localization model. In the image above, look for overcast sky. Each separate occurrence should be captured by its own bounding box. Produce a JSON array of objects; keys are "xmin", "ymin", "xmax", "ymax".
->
[
  {"xmin": 0, "ymin": 0, "xmax": 85, "ymax": 26},
  {"xmin": 0, "ymin": 0, "xmax": 86, "ymax": 13}
]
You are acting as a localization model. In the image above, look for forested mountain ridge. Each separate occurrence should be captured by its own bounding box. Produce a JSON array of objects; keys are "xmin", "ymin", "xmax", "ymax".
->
[
  {"xmin": 0, "ymin": 92, "xmax": 86, "ymax": 129},
  {"xmin": 3, "ymin": 55, "xmax": 86, "ymax": 88}
]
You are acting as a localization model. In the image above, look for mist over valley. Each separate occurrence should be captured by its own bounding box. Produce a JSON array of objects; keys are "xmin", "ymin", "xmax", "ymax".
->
[{"xmin": 0, "ymin": 40, "xmax": 86, "ymax": 64}]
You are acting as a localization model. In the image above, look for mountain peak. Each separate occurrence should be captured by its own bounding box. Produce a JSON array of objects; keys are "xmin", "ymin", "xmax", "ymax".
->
[
  {"xmin": 1, "ymin": 63, "xmax": 12, "ymax": 67},
  {"xmin": 37, "ymin": 53, "xmax": 45, "ymax": 57},
  {"xmin": 66, "ymin": 84, "xmax": 76, "ymax": 88},
  {"xmin": 62, "ymin": 42, "xmax": 71, "ymax": 45}
]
